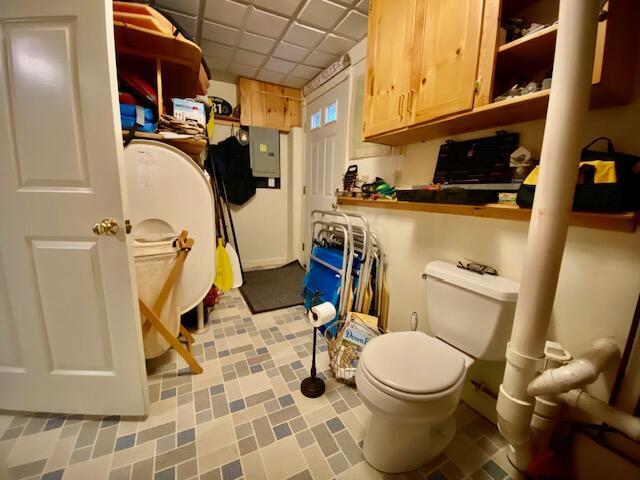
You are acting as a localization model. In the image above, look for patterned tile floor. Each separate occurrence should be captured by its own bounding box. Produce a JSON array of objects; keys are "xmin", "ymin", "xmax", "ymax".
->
[{"xmin": 0, "ymin": 289, "xmax": 522, "ymax": 480}]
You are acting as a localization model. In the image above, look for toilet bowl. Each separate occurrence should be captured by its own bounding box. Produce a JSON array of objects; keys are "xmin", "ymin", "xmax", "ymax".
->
[
  {"xmin": 355, "ymin": 331, "xmax": 472, "ymax": 473},
  {"xmin": 355, "ymin": 261, "xmax": 519, "ymax": 473}
]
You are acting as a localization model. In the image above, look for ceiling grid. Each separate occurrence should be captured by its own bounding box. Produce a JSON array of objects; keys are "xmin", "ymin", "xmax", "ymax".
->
[{"xmin": 156, "ymin": 0, "xmax": 369, "ymax": 88}]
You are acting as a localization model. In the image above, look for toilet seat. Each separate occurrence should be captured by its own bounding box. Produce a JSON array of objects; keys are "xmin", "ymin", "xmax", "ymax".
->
[{"xmin": 360, "ymin": 331, "xmax": 467, "ymax": 401}]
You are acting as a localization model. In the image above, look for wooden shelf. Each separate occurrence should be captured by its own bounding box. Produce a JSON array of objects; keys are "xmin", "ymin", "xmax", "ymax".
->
[
  {"xmin": 498, "ymin": 25, "xmax": 557, "ymax": 70},
  {"xmin": 367, "ymin": 90, "xmax": 552, "ymax": 145},
  {"xmin": 214, "ymin": 115, "xmax": 241, "ymax": 127},
  {"xmin": 122, "ymin": 130, "xmax": 207, "ymax": 161},
  {"xmin": 336, "ymin": 197, "xmax": 638, "ymax": 233},
  {"xmin": 498, "ymin": 24, "xmax": 558, "ymax": 53}
]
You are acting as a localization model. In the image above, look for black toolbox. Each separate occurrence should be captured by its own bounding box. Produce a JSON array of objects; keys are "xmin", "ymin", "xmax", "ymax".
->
[
  {"xmin": 433, "ymin": 130, "xmax": 519, "ymax": 184},
  {"xmin": 396, "ymin": 188, "xmax": 499, "ymax": 205}
]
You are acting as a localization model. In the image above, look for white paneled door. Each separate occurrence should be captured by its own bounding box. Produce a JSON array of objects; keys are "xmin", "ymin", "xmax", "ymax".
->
[
  {"xmin": 0, "ymin": 0, "xmax": 149, "ymax": 415},
  {"xmin": 302, "ymin": 77, "xmax": 349, "ymax": 265}
]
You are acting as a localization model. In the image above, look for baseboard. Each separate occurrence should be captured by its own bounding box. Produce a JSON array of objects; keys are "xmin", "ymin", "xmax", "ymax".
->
[{"xmin": 242, "ymin": 257, "xmax": 292, "ymax": 271}]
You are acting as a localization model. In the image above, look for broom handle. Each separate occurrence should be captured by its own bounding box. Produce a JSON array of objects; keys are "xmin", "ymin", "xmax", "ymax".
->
[
  {"xmin": 213, "ymin": 172, "xmax": 229, "ymax": 244},
  {"xmin": 215, "ymin": 164, "xmax": 244, "ymax": 273}
]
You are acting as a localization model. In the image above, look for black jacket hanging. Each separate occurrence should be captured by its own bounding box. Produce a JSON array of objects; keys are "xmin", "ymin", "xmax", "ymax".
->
[{"xmin": 207, "ymin": 136, "xmax": 256, "ymax": 205}]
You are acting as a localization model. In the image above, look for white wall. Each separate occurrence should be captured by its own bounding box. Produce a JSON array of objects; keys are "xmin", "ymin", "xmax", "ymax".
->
[
  {"xmin": 338, "ymin": 39, "xmax": 640, "ymax": 420},
  {"xmin": 208, "ymin": 80, "xmax": 300, "ymax": 270}
]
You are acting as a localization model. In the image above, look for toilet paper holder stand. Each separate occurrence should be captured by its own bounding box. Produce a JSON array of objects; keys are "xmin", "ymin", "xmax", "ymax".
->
[{"xmin": 301, "ymin": 291, "xmax": 332, "ymax": 398}]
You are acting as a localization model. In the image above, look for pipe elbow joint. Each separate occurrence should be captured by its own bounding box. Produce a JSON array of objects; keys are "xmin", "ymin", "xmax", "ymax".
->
[{"xmin": 527, "ymin": 337, "xmax": 620, "ymax": 396}]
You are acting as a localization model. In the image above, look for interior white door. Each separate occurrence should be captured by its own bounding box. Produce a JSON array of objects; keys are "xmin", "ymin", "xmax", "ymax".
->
[
  {"xmin": 0, "ymin": 0, "xmax": 149, "ymax": 415},
  {"xmin": 302, "ymin": 78, "xmax": 349, "ymax": 265}
]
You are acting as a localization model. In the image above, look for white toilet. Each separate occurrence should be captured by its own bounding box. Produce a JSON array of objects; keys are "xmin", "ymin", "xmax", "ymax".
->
[{"xmin": 355, "ymin": 260, "xmax": 519, "ymax": 473}]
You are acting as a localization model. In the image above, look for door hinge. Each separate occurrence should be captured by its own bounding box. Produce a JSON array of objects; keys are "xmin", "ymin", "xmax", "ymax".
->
[
  {"xmin": 473, "ymin": 76, "xmax": 482, "ymax": 94},
  {"xmin": 303, "ymin": 185, "xmax": 306, "ymax": 195},
  {"xmin": 125, "ymin": 219, "xmax": 132, "ymax": 234},
  {"xmin": 302, "ymin": 242, "xmax": 305, "ymax": 251}
]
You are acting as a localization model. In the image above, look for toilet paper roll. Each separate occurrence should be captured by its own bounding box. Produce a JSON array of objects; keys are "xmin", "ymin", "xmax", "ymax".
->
[{"xmin": 308, "ymin": 302, "xmax": 337, "ymax": 328}]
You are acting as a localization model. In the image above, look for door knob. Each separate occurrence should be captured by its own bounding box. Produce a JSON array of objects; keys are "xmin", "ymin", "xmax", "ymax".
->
[{"xmin": 92, "ymin": 218, "xmax": 119, "ymax": 236}]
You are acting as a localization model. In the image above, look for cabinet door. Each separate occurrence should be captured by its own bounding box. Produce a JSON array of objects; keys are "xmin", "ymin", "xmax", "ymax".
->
[
  {"xmin": 409, "ymin": 0, "xmax": 484, "ymax": 124},
  {"xmin": 363, "ymin": 0, "xmax": 416, "ymax": 138},
  {"xmin": 239, "ymin": 77, "xmax": 302, "ymax": 132}
]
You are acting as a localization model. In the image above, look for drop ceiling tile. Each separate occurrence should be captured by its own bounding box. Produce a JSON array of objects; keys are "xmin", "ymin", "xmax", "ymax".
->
[
  {"xmin": 204, "ymin": 0, "xmax": 248, "ymax": 28},
  {"xmin": 256, "ymin": 69, "xmax": 287, "ymax": 84},
  {"xmin": 228, "ymin": 63, "xmax": 259, "ymax": 78},
  {"xmin": 273, "ymin": 41, "xmax": 309, "ymax": 63},
  {"xmin": 298, "ymin": 0, "xmax": 347, "ymax": 30},
  {"xmin": 282, "ymin": 22, "xmax": 325, "ymax": 48},
  {"xmin": 191, "ymin": 0, "xmax": 367, "ymax": 85},
  {"xmin": 254, "ymin": 0, "xmax": 302, "ymax": 16},
  {"xmin": 282, "ymin": 76, "xmax": 308, "ymax": 88},
  {"xmin": 233, "ymin": 48, "xmax": 267, "ymax": 67},
  {"xmin": 239, "ymin": 32, "xmax": 276, "ymax": 54},
  {"xmin": 159, "ymin": 9, "xmax": 198, "ymax": 37},
  {"xmin": 291, "ymin": 64, "xmax": 321, "ymax": 80},
  {"xmin": 213, "ymin": 70, "xmax": 240, "ymax": 83},
  {"xmin": 205, "ymin": 57, "xmax": 231, "ymax": 71},
  {"xmin": 201, "ymin": 20, "xmax": 242, "ymax": 46},
  {"xmin": 317, "ymin": 33, "xmax": 356, "ymax": 55},
  {"xmin": 334, "ymin": 9, "xmax": 368, "ymax": 39},
  {"xmin": 356, "ymin": 0, "xmax": 369, "ymax": 12},
  {"xmin": 201, "ymin": 40, "xmax": 235, "ymax": 60},
  {"xmin": 245, "ymin": 7, "xmax": 289, "ymax": 38},
  {"xmin": 303, "ymin": 50, "xmax": 338, "ymax": 68},
  {"xmin": 157, "ymin": 0, "xmax": 200, "ymax": 16},
  {"xmin": 264, "ymin": 57, "xmax": 297, "ymax": 74}
]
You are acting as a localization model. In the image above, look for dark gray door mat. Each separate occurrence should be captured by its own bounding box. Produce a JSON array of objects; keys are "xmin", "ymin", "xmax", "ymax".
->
[{"xmin": 239, "ymin": 261, "xmax": 306, "ymax": 314}]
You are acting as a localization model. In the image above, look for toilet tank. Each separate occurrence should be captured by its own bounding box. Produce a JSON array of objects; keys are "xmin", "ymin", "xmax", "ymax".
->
[{"xmin": 424, "ymin": 261, "xmax": 519, "ymax": 361}]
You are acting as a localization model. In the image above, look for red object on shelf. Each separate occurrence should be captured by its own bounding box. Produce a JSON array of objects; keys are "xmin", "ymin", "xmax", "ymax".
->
[
  {"xmin": 118, "ymin": 91, "xmax": 137, "ymax": 104},
  {"xmin": 119, "ymin": 70, "xmax": 158, "ymax": 106}
]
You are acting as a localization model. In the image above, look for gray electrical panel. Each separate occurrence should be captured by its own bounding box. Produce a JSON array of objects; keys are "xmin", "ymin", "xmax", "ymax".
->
[{"xmin": 249, "ymin": 126, "xmax": 280, "ymax": 180}]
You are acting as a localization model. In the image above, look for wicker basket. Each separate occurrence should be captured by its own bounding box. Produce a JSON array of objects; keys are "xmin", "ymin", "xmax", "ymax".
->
[{"xmin": 325, "ymin": 314, "xmax": 384, "ymax": 385}]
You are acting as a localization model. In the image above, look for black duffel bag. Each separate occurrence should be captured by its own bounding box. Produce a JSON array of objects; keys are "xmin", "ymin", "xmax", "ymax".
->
[{"xmin": 517, "ymin": 137, "xmax": 640, "ymax": 211}]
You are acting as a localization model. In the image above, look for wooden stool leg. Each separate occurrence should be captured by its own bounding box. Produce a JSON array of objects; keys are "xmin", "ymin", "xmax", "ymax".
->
[
  {"xmin": 139, "ymin": 299, "xmax": 203, "ymax": 374},
  {"xmin": 180, "ymin": 325, "xmax": 195, "ymax": 345}
]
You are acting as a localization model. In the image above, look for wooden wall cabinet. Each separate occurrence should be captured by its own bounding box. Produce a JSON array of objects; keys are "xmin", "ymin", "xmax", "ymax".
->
[
  {"xmin": 364, "ymin": 0, "xmax": 488, "ymax": 138},
  {"xmin": 409, "ymin": 0, "xmax": 485, "ymax": 124},
  {"xmin": 363, "ymin": 0, "xmax": 416, "ymax": 137},
  {"xmin": 363, "ymin": 0, "xmax": 639, "ymax": 145},
  {"xmin": 239, "ymin": 77, "xmax": 302, "ymax": 132}
]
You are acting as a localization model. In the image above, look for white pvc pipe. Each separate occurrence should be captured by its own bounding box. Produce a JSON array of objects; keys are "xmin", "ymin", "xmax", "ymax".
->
[
  {"xmin": 496, "ymin": 0, "xmax": 601, "ymax": 471},
  {"xmin": 528, "ymin": 337, "xmax": 619, "ymax": 396},
  {"xmin": 559, "ymin": 389, "xmax": 640, "ymax": 442}
]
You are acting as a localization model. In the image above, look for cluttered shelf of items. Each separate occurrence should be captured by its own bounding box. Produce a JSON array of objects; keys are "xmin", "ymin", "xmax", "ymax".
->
[
  {"xmin": 337, "ymin": 132, "xmax": 640, "ymax": 234},
  {"xmin": 114, "ymin": 1, "xmax": 209, "ymax": 163}
]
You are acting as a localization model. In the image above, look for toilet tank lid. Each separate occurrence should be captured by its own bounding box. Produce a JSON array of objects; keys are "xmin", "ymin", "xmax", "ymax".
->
[{"xmin": 424, "ymin": 261, "xmax": 519, "ymax": 302}]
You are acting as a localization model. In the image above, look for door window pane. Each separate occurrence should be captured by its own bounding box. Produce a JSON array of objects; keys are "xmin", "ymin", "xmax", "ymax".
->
[
  {"xmin": 310, "ymin": 111, "xmax": 321, "ymax": 130},
  {"xmin": 325, "ymin": 101, "xmax": 338, "ymax": 124}
]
